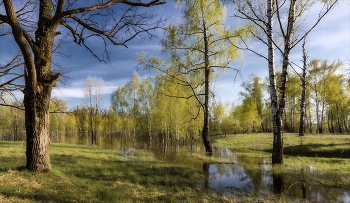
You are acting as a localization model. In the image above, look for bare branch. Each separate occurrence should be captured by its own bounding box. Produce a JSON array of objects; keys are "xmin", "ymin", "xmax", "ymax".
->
[{"xmin": 63, "ymin": 0, "xmax": 166, "ymax": 16}]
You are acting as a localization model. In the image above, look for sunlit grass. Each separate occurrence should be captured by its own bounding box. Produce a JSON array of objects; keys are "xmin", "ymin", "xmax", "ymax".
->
[
  {"xmin": 0, "ymin": 142, "xmax": 238, "ymax": 203},
  {"xmin": 1, "ymin": 134, "xmax": 348, "ymax": 202},
  {"xmin": 213, "ymin": 133, "xmax": 350, "ymax": 190}
]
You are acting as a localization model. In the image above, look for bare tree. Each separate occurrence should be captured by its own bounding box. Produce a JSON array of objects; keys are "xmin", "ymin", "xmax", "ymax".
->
[
  {"xmin": 0, "ymin": 52, "xmax": 24, "ymax": 109},
  {"xmin": 232, "ymin": 0, "xmax": 339, "ymax": 164},
  {"xmin": 83, "ymin": 76, "xmax": 104, "ymax": 145},
  {"xmin": 0, "ymin": 0, "xmax": 165, "ymax": 171},
  {"xmin": 298, "ymin": 37, "xmax": 308, "ymax": 136}
]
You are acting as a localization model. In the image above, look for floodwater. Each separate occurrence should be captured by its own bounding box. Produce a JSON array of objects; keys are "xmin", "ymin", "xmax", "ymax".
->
[
  {"xmin": 12, "ymin": 133, "xmax": 349, "ymax": 202},
  {"xmin": 201, "ymin": 146, "xmax": 350, "ymax": 202}
]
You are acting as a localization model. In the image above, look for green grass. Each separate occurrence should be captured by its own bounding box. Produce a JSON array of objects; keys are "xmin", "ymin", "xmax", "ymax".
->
[
  {"xmin": 0, "ymin": 141, "xmax": 239, "ymax": 203},
  {"xmin": 213, "ymin": 133, "xmax": 350, "ymax": 191},
  {"xmin": 1, "ymin": 133, "xmax": 348, "ymax": 202}
]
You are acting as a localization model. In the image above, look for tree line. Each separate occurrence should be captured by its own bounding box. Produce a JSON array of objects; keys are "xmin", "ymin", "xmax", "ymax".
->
[
  {"xmin": 216, "ymin": 60, "xmax": 349, "ymax": 135},
  {"xmin": 1, "ymin": 59, "xmax": 348, "ymax": 145}
]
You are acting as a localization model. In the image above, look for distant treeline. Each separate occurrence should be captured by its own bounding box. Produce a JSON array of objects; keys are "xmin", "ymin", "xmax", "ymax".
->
[{"xmin": 0, "ymin": 59, "xmax": 349, "ymax": 143}]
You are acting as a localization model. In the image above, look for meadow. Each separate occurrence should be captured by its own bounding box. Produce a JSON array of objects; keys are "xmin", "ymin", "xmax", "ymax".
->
[{"xmin": 0, "ymin": 133, "xmax": 349, "ymax": 202}]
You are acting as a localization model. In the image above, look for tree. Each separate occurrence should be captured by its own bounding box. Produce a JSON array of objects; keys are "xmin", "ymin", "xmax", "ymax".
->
[
  {"xmin": 0, "ymin": 53, "xmax": 23, "ymax": 93},
  {"xmin": 232, "ymin": 0, "xmax": 339, "ymax": 164},
  {"xmin": 284, "ymin": 73, "xmax": 301, "ymax": 132},
  {"xmin": 240, "ymin": 76, "xmax": 265, "ymax": 131},
  {"xmin": 83, "ymin": 76, "xmax": 104, "ymax": 145},
  {"xmin": 49, "ymin": 97, "xmax": 69, "ymax": 142},
  {"xmin": 140, "ymin": 0, "xmax": 245, "ymax": 152},
  {"xmin": 0, "ymin": 0, "xmax": 165, "ymax": 171},
  {"xmin": 325, "ymin": 74, "xmax": 348, "ymax": 133},
  {"xmin": 211, "ymin": 101, "xmax": 225, "ymax": 134},
  {"xmin": 298, "ymin": 37, "xmax": 308, "ymax": 136},
  {"xmin": 308, "ymin": 60, "xmax": 342, "ymax": 133},
  {"xmin": 111, "ymin": 72, "xmax": 153, "ymax": 140}
]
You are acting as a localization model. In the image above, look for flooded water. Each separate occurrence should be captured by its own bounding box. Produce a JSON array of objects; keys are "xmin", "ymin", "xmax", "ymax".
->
[
  {"xmin": 202, "ymin": 146, "xmax": 350, "ymax": 202},
  {"xmin": 50, "ymin": 134, "xmax": 350, "ymax": 202}
]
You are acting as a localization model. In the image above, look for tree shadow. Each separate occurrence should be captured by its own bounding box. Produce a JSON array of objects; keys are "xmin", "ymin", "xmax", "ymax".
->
[{"xmin": 282, "ymin": 143, "xmax": 350, "ymax": 158}]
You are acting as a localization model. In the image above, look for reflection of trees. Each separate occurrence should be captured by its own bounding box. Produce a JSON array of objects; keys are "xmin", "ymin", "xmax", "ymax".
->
[
  {"xmin": 233, "ymin": 152, "xmax": 267, "ymax": 192},
  {"xmin": 203, "ymin": 163, "xmax": 210, "ymax": 191}
]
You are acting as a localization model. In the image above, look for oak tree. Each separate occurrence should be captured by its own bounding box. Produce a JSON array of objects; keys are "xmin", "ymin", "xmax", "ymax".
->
[{"xmin": 0, "ymin": 0, "xmax": 165, "ymax": 171}]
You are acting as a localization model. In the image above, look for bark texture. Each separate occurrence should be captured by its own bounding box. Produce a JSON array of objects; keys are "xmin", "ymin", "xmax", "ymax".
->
[
  {"xmin": 267, "ymin": 0, "xmax": 284, "ymax": 164},
  {"xmin": 202, "ymin": 16, "xmax": 213, "ymax": 153}
]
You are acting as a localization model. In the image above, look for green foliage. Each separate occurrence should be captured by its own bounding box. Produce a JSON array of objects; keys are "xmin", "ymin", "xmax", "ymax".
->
[
  {"xmin": 150, "ymin": 75, "xmax": 203, "ymax": 140},
  {"xmin": 0, "ymin": 93, "xmax": 25, "ymax": 141},
  {"xmin": 138, "ymin": 0, "xmax": 247, "ymax": 147},
  {"xmin": 308, "ymin": 60, "xmax": 348, "ymax": 133}
]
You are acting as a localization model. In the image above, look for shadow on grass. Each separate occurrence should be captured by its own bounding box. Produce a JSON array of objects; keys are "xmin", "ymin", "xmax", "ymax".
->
[
  {"xmin": 1, "ymin": 151, "xmax": 205, "ymax": 202},
  {"xmin": 282, "ymin": 143, "xmax": 350, "ymax": 158},
  {"xmin": 0, "ymin": 191, "xmax": 72, "ymax": 203}
]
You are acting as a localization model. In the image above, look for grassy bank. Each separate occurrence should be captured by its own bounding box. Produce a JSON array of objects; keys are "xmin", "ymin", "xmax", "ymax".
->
[
  {"xmin": 213, "ymin": 133, "xmax": 350, "ymax": 191},
  {"xmin": 0, "ymin": 142, "xmax": 230, "ymax": 203}
]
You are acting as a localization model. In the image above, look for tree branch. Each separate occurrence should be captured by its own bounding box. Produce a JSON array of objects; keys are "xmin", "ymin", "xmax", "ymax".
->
[{"xmin": 63, "ymin": 0, "xmax": 165, "ymax": 17}]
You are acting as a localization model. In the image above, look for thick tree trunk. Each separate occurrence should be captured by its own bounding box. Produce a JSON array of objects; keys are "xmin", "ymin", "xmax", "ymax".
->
[
  {"xmin": 3, "ymin": 0, "xmax": 60, "ymax": 172},
  {"xmin": 24, "ymin": 80, "xmax": 53, "ymax": 172}
]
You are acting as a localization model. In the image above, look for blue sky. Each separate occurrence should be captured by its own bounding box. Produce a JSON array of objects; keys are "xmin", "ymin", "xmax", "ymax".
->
[{"xmin": 1, "ymin": 1, "xmax": 349, "ymax": 110}]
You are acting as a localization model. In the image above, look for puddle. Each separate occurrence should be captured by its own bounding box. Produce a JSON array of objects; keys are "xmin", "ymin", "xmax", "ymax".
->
[{"xmin": 201, "ymin": 146, "xmax": 350, "ymax": 202}]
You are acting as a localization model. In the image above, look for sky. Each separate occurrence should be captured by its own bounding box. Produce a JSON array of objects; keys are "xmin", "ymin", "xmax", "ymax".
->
[{"xmin": 0, "ymin": 0, "xmax": 349, "ymax": 110}]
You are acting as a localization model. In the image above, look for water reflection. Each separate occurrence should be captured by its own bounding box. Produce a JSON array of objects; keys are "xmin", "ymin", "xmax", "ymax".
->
[
  {"xmin": 203, "ymin": 146, "xmax": 350, "ymax": 202},
  {"xmin": 55, "ymin": 133, "xmax": 349, "ymax": 202}
]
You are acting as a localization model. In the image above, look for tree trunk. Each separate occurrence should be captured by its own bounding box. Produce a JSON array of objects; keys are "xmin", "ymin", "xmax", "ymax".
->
[
  {"xmin": 202, "ymin": 17, "xmax": 213, "ymax": 153},
  {"xmin": 24, "ymin": 79, "xmax": 53, "ymax": 172},
  {"xmin": 3, "ymin": 0, "xmax": 60, "ymax": 171},
  {"xmin": 299, "ymin": 37, "xmax": 307, "ymax": 136},
  {"xmin": 267, "ymin": 0, "xmax": 283, "ymax": 164},
  {"xmin": 272, "ymin": 0, "xmax": 296, "ymax": 164}
]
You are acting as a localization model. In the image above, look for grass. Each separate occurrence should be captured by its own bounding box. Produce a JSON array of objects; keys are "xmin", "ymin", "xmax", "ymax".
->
[
  {"xmin": 1, "ymin": 133, "xmax": 349, "ymax": 202},
  {"xmin": 0, "ymin": 141, "xmax": 239, "ymax": 203},
  {"xmin": 213, "ymin": 133, "xmax": 350, "ymax": 191}
]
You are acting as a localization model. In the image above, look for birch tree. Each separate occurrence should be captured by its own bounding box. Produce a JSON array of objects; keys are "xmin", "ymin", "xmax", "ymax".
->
[
  {"xmin": 232, "ymin": 0, "xmax": 339, "ymax": 163},
  {"xmin": 308, "ymin": 60, "xmax": 343, "ymax": 133},
  {"xmin": 0, "ymin": 0, "xmax": 165, "ymax": 171},
  {"xmin": 111, "ymin": 72, "xmax": 153, "ymax": 139},
  {"xmin": 140, "ymin": 0, "xmax": 245, "ymax": 152},
  {"xmin": 83, "ymin": 76, "xmax": 104, "ymax": 145}
]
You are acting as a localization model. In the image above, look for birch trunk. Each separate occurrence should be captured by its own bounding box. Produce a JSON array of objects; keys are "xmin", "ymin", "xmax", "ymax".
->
[{"xmin": 267, "ymin": 0, "xmax": 283, "ymax": 164}]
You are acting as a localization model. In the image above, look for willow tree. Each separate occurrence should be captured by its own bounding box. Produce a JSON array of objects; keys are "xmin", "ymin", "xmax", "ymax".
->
[
  {"xmin": 139, "ymin": 0, "xmax": 245, "ymax": 152},
  {"xmin": 0, "ymin": 0, "xmax": 165, "ymax": 172},
  {"xmin": 232, "ymin": 0, "xmax": 339, "ymax": 163}
]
